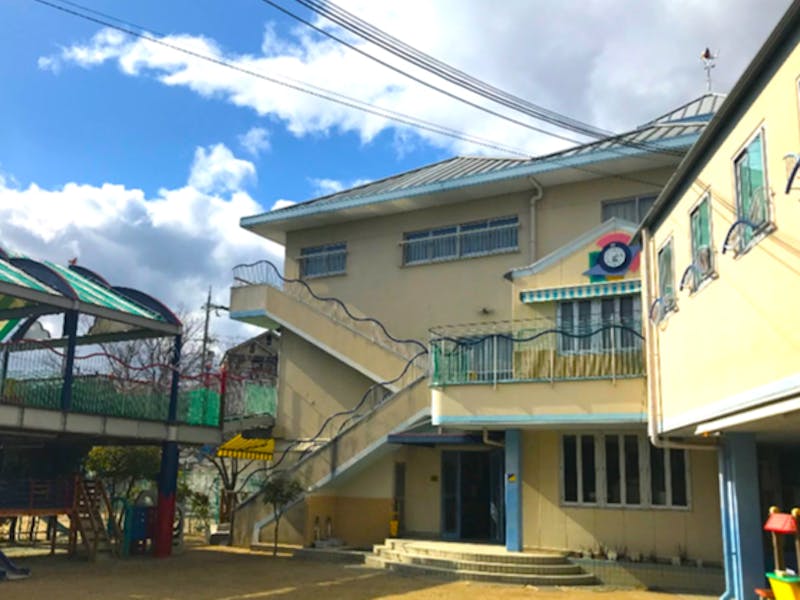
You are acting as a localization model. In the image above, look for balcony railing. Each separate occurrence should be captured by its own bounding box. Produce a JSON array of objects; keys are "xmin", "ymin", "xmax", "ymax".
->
[
  {"xmin": 430, "ymin": 318, "xmax": 644, "ymax": 386},
  {"xmin": 223, "ymin": 378, "xmax": 277, "ymax": 421}
]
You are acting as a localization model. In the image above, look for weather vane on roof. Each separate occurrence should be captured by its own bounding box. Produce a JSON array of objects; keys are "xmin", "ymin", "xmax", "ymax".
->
[{"xmin": 701, "ymin": 47, "xmax": 719, "ymax": 92}]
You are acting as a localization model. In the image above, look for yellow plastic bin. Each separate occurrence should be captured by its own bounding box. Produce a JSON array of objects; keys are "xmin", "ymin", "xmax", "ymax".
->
[{"xmin": 767, "ymin": 572, "xmax": 800, "ymax": 600}]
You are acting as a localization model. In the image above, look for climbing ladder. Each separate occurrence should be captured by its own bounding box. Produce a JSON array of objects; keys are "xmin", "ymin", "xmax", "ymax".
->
[{"xmin": 69, "ymin": 478, "xmax": 122, "ymax": 560}]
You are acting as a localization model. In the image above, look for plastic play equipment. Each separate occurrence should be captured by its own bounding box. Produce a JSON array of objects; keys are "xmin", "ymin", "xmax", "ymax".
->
[
  {"xmin": 0, "ymin": 549, "xmax": 31, "ymax": 581},
  {"xmin": 761, "ymin": 506, "xmax": 800, "ymax": 600},
  {"xmin": 112, "ymin": 490, "xmax": 184, "ymax": 557}
]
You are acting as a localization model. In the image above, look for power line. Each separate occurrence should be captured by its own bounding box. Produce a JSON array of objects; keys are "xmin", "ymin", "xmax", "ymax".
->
[
  {"xmin": 259, "ymin": 0, "xmax": 592, "ymax": 147},
  {"xmin": 288, "ymin": 0, "xmax": 615, "ymax": 139},
  {"xmin": 31, "ymin": 0, "xmax": 532, "ymax": 157},
  {"xmin": 33, "ymin": 0, "xmax": 691, "ymax": 189},
  {"xmin": 279, "ymin": 0, "xmax": 688, "ymax": 160}
]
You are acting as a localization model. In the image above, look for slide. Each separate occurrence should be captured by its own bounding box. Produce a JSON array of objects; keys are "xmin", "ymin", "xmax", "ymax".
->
[{"xmin": 0, "ymin": 550, "xmax": 31, "ymax": 580}]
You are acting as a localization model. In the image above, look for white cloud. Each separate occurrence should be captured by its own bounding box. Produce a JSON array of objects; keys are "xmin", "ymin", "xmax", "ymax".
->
[
  {"xmin": 238, "ymin": 127, "xmax": 271, "ymax": 156},
  {"xmin": 187, "ymin": 144, "xmax": 256, "ymax": 194},
  {"xmin": 37, "ymin": 0, "xmax": 791, "ymax": 157},
  {"xmin": 309, "ymin": 177, "xmax": 373, "ymax": 197},
  {"xmin": 270, "ymin": 199, "xmax": 296, "ymax": 211},
  {"xmin": 0, "ymin": 143, "xmax": 280, "ymax": 342}
]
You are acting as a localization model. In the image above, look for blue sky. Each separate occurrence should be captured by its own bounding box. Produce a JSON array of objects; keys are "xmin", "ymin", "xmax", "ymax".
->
[{"xmin": 0, "ymin": 0, "xmax": 792, "ymax": 343}]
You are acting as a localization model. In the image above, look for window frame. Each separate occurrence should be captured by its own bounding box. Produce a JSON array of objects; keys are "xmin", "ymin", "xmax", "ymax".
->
[
  {"xmin": 656, "ymin": 237, "xmax": 677, "ymax": 314},
  {"xmin": 560, "ymin": 432, "xmax": 691, "ymax": 510},
  {"xmin": 557, "ymin": 295, "xmax": 642, "ymax": 355},
  {"xmin": 401, "ymin": 215, "xmax": 519, "ymax": 266},
  {"xmin": 298, "ymin": 242, "xmax": 348, "ymax": 279},
  {"xmin": 601, "ymin": 195, "xmax": 657, "ymax": 224},
  {"xmin": 732, "ymin": 127, "xmax": 773, "ymax": 255},
  {"xmin": 687, "ymin": 193, "xmax": 716, "ymax": 292}
]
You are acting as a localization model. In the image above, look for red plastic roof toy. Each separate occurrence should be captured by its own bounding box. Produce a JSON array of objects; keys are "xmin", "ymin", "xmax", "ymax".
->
[{"xmin": 764, "ymin": 512, "xmax": 798, "ymax": 534}]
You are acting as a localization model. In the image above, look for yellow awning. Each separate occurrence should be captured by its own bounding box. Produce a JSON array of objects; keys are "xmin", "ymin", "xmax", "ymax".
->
[{"xmin": 216, "ymin": 434, "xmax": 275, "ymax": 460}]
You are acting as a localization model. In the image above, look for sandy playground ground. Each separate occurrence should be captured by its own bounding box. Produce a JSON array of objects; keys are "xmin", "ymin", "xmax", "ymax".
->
[{"xmin": 0, "ymin": 543, "xmax": 716, "ymax": 600}]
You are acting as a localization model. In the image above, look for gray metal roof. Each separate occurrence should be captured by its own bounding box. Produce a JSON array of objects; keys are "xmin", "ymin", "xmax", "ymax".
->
[{"xmin": 247, "ymin": 94, "xmax": 724, "ymax": 227}]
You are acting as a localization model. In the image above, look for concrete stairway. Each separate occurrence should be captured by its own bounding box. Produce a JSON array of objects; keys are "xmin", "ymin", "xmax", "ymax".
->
[{"xmin": 366, "ymin": 539, "xmax": 597, "ymax": 586}]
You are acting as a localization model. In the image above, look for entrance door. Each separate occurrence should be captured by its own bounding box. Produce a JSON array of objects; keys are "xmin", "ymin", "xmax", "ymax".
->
[{"xmin": 441, "ymin": 450, "xmax": 504, "ymax": 543}]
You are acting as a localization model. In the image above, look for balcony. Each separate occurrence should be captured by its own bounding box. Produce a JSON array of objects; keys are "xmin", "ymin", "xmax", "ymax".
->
[{"xmin": 430, "ymin": 317, "xmax": 645, "ymax": 386}]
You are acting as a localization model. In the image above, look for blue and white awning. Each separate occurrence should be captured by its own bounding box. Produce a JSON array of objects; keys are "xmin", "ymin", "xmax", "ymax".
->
[{"xmin": 520, "ymin": 280, "xmax": 641, "ymax": 303}]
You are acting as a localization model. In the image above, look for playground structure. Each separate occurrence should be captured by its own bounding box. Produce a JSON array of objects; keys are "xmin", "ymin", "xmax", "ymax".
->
[
  {"xmin": 0, "ymin": 250, "xmax": 226, "ymax": 561},
  {"xmin": 761, "ymin": 506, "xmax": 800, "ymax": 600}
]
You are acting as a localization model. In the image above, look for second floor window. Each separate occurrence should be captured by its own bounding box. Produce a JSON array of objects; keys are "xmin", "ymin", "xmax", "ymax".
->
[
  {"xmin": 734, "ymin": 131, "xmax": 770, "ymax": 251},
  {"xmin": 299, "ymin": 242, "xmax": 347, "ymax": 278},
  {"xmin": 557, "ymin": 295, "xmax": 641, "ymax": 354},
  {"xmin": 402, "ymin": 215, "xmax": 518, "ymax": 265},
  {"xmin": 657, "ymin": 239, "xmax": 676, "ymax": 311},
  {"xmin": 689, "ymin": 195, "xmax": 714, "ymax": 287},
  {"xmin": 601, "ymin": 195, "xmax": 656, "ymax": 224}
]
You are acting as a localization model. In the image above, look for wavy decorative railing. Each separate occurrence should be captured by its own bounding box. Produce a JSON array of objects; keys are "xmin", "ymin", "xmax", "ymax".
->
[
  {"xmin": 430, "ymin": 319, "xmax": 644, "ymax": 386},
  {"xmin": 232, "ymin": 259, "xmax": 427, "ymax": 360}
]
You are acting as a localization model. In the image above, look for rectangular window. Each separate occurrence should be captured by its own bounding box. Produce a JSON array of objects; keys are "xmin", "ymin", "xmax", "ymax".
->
[
  {"xmin": 657, "ymin": 240, "xmax": 675, "ymax": 310},
  {"xmin": 561, "ymin": 434, "xmax": 688, "ymax": 508},
  {"xmin": 734, "ymin": 131, "xmax": 770, "ymax": 250},
  {"xmin": 402, "ymin": 215, "xmax": 518, "ymax": 265},
  {"xmin": 557, "ymin": 295, "xmax": 642, "ymax": 354},
  {"xmin": 689, "ymin": 196, "xmax": 714, "ymax": 288},
  {"xmin": 299, "ymin": 242, "xmax": 347, "ymax": 278},
  {"xmin": 601, "ymin": 195, "xmax": 657, "ymax": 224}
]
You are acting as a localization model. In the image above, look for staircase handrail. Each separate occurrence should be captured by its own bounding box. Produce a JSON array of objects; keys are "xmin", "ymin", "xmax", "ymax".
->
[
  {"xmin": 232, "ymin": 259, "xmax": 427, "ymax": 357},
  {"xmin": 234, "ymin": 352, "xmax": 428, "ymax": 509}
]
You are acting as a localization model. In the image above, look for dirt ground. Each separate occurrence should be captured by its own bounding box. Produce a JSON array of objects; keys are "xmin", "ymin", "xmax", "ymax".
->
[{"xmin": 0, "ymin": 544, "xmax": 715, "ymax": 600}]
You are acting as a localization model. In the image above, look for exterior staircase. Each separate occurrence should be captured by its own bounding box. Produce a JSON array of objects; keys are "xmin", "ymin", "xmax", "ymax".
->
[
  {"xmin": 69, "ymin": 478, "xmax": 121, "ymax": 561},
  {"xmin": 235, "ymin": 373, "xmax": 430, "ymax": 545},
  {"xmin": 367, "ymin": 539, "xmax": 597, "ymax": 586},
  {"xmin": 230, "ymin": 261, "xmax": 427, "ymax": 390}
]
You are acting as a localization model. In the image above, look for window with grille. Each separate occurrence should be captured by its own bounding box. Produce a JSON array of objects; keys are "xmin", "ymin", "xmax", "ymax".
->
[
  {"xmin": 601, "ymin": 195, "xmax": 657, "ymax": 224},
  {"xmin": 299, "ymin": 242, "xmax": 347, "ymax": 278},
  {"xmin": 562, "ymin": 433, "xmax": 688, "ymax": 508},
  {"xmin": 402, "ymin": 216, "xmax": 518, "ymax": 265},
  {"xmin": 734, "ymin": 131, "xmax": 771, "ymax": 252}
]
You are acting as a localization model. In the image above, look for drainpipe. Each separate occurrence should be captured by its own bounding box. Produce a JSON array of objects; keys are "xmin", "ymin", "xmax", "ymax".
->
[
  {"xmin": 527, "ymin": 176, "xmax": 543, "ymax": 264},
  {"xmin": 641, "ymin": 228, "xmax": 716, "ymax": 451}
]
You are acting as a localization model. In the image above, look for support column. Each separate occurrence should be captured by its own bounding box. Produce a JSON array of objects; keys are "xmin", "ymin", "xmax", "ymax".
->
[
  {"xmin": 718, "ymin": 432, "xmax": 765, "ymax": 600},
  {"xmin": 154, "ymin": 335, "xmax": 182, "ymax": 558},
  {"xmin": 154, "ymin": 441, "xmax": 179, "ymax": 558},
  {"xmin": 60, "ymin": 310, "xmax": 78, "ymax": 412},
  {"xmin": 505, "ymin": 429, "xmax": 522, "ymax": 552}
]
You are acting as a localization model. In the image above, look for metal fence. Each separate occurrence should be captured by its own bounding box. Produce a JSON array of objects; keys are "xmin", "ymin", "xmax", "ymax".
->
[{"xmin": 430, "ymin": 318, "xmax": 644, "ymax": 386}]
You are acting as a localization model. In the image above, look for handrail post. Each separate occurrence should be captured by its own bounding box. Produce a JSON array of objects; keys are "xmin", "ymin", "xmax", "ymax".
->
[
  {"xmin": 610, "ymin": 323, "xmax": 616, "ymax": 383},
  {"xmin": 492, "ymin": 334, "xmax": 498, "ymax": 388}
]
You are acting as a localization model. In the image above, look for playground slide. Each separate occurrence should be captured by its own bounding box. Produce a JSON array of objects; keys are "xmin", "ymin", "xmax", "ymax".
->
[{"xmin": 0, "ymin": 550, "xmax": 31, "ymax": 580}]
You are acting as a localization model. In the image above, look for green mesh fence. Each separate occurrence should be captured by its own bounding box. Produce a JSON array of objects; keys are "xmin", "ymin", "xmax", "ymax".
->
[
  {"xmin": 244, "ymin": 384, "xmax": 276, "ymax": 417},
  {"xmin": 2, "ymin": 376, "xmax": 220, "ymax": 426}
]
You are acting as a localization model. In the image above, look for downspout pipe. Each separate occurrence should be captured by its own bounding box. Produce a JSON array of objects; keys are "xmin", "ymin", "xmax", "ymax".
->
[
  {"xmin": 528, "ymin": 176, "xmax": 543, "ymax": 264},
  {"xmin": 483, "ymin": 429, "xmax": 504, "ymax": 448},
  {"xmin": 641, "ymin": 228, "xmax": 716, "ymax": 452}
]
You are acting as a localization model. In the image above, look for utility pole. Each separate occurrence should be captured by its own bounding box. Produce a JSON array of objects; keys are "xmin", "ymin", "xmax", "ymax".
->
[{"xmin": 201, "ymin": 286, "xmax": 229, "ymax": 384}]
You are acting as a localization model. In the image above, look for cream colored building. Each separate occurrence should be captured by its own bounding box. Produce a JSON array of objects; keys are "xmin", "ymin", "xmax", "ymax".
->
[
  {"xmin": 637, "ymin": 5, "xmax": 800, "ymax": 599},
  {"xmin": 229, "ymin": 94, "xmax": 726, "ymax": 575}
]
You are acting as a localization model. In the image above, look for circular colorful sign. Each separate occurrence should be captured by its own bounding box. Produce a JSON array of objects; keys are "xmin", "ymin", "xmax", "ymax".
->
[{"xmin": 597, "ymin": 241, "xmax": 632, "ymax": 273}]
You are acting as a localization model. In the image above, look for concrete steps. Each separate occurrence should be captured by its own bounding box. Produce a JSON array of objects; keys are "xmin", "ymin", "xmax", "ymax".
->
[{"xmin": 367, "ymin": 539, "xmax": 597, "ymax": 586}]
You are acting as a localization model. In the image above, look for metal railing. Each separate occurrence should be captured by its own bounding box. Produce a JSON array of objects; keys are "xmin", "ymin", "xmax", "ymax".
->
[
  {"xmin": 232, "ymin": 259, "xmax": 427, "ymax": 360},
  {"xmin": 430, "ymin": 318, "xmax": 644, "ymax": 386}
]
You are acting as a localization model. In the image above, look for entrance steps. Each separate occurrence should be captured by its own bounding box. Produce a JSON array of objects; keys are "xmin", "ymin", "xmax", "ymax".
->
[{"xmin": 366, "ymin": 539, "xmax": 597, "ymax": 586}]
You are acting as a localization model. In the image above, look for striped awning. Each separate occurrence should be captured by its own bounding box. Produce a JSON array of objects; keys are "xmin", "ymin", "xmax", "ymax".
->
[
  {"xmin": 520, "ymin": 280, "xmax": 641, "ymax": 303},
  {"xmin": 216, "ymin": 434, "xmax": 275, "ymax": 460}
]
